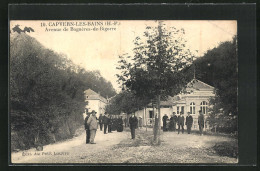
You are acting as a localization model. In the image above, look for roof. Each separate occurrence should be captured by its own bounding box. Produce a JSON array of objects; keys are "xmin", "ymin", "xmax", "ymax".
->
[
  {"xmin": 186, "ymin": 79, "xmax": 214, "ymax": 91},
  {"xmin": 84, "ymin": 89, "xmax": 99, "ymax": 96},
  {"xmin": 84, "ymin": 89, "xmax": 108, "ymax": 103}
]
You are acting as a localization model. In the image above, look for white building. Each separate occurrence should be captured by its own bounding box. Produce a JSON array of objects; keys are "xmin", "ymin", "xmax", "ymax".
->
[
  {"xmin": 134, "ymin": 79, "xmax": 215, "ymax": 130},
  {"xmin": 83, "ymin": 89, "xmax": 108, "ymax": 119}
]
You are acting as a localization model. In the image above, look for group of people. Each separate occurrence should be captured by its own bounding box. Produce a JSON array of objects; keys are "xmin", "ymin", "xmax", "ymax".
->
[
  {"xmin": 84, "ymin": 110, "xmax": 124, "ymax": 144},
  {"xmin": 98, "ymin": 113, "xmax": 124, "ymax": 134},
  {"xmin": 162, "ymin": 110, "xmax": 205, "ymax": 135}
]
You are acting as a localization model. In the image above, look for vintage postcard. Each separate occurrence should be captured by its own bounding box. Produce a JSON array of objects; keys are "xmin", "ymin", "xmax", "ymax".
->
[{"xmin": 10, "ymin": 20, "xmax": 238, "ymax": 164}]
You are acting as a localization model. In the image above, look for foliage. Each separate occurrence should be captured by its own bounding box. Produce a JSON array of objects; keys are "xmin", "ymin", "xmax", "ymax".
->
[
  {"xmin": 116, "ymin": 21, "xmax": 194, "ymax": 107},
  {"xmin": 10, "ymin": 31, "xmax": 116, "ymax": 150},
  {"xmin": 186, "ymin": 37, "xmax": 238, "ymax": 132},
  {"xmin": 116, "ymin": 21, "xmax": 195, "ymax": 142},
  {"xmin": 105, "ymin": 91, "xmax": 150, "ymax": 114}
]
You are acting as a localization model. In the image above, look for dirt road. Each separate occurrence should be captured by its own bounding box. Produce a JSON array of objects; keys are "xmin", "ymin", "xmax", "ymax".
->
[
  {"xmin": 11, "ymin": 128, "xmax": 128, "ymax": 164},
  {"xmin": 11, "ymin": 127, "xmax": 238, "ymax": 164}
]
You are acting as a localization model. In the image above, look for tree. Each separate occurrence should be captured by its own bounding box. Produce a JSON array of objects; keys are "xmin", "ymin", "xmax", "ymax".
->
[
  {"xmin": 116, "ymin": 21, "xmax": 195, "ymax": 143},
  {"xmin": 10, "ymin": 30, "xmax": 117, "ymax": 150},
  {"xmin": 105, "ymin": 91, "xmax": 150, "ymax": 115},
  {"xmin": 184, "ymin": 37, "xmax": 238, "ymax": 133}
]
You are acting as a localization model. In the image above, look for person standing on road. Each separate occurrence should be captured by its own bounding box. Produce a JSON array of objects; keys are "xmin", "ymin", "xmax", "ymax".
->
[
  {"xmin": 173, "ymin": 112, "xmax": 178, "ymax": 131},
  {"xmin": 98, "ymin": 114, "xmax": 103, "ymax": 131},
  {"xmin": 84, "ymin": 111, "xmax": 91, "ymax": 144},
  {"xmin": 124, "ymin": 117, "xmax": 127, "ymax": 127},
  {"xmin": 169, "ymin": 114, "xmax": 174, "ymax": 131},
  {"xmin": 129, "ymin": 113, "xmax": 138, "ymax": 139},
  {"xmin": 108, "ymin": 114, "xmax": 112, "ymax": 133},
  {"xmin": 103, "ymin": 112, "xmax": 109, "ymax": 134},
  {"xmin": 138, "ymin": 116, "xmax": 143, "ymax": 129},
  {"xmin": 87, "ymin": 110, "xmax": 98, "ymax": 144},
  {"xmin": 185, "ymin": 112, "xmax": 193, "ymax": 134},
  {"xmin": 177, "ymin": 112, "xmax": 185, "ymax": 134},
  {"xmin": 162, "ymin": 114, "xmax": 168, "ymax": 132},
  {"xmin": 117, "ymin": 116, "xmax": 124, "ymax": 132},
  {"xmin": 198, "ymin": 110, "xmax": 205, "ymax": 135}
]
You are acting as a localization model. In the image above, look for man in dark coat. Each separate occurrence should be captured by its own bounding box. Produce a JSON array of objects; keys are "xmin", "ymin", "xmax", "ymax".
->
[
  {"xmin": 162, "ymin": 114, "xmax": 168, "ymax": 132},
  {"xmin": 173, "ymin": 112, "xmax": 178, "ymax": 131},
  {"xmin": 129, "ymin": 113, "xmax": 138, "ymax": 139},
  {"xmin": 198, "ymin": 110, "xmax": 205, "ymax": 135},
  {"xmin": 177, "ymin": 112, "xmax": 185, "ymax": 134},
  {"xmin": 108, "ymin": 115, "xmax": 112, "ymax": 133},
  {"xmin": 169, "ymin": 114, "xmax": 174, "ymax": 131},
  {"xmin": 102, "ymin": 112, "xmax": 109, "ymax": 134},
  {"xmin": 185, "ymin": 112, "xmax": 193, "ymax": 134},
  {"xmin": 84, "ymin": 112, "xmax": 91, "ymax": 144},
  {"xmin": 117, "ymin": 116, "xmax": 124, "ymax": 132},
  {"xmin": 98, "ymin": 114, "xmax": 103, "ymax": 131}
]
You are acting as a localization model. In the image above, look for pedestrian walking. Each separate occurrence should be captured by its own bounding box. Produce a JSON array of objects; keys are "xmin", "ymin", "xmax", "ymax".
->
[
  {"xmin": 177, "ymin": 112, "xmax": 185, "ymax": 134},
  {"xmin": 84, "ymin": 112, "xmax": 91, "ymax": 144},
  {"xmin": 185, "ymin": 112, "xmax": 193, "ymax": 134},
  {"xmin": 198, "ymin": 110, "xmax": 205, "ymax": 135},
  {"xmin": 129, "ymin": 113, "xmax": 138, "ymax": 139},
  {"xmin": 98, "ymin": 114, "xmax": 103, "ymax": 131},
  {"xmin": 162, "ymin": 114, "xmax": 168, "ymax": 131},
  {"xmin": 103, "ymin": 112, "xmax": 109, "ymax": 134},
  {"xmin": 87, "ymin": 110, "xmax": 98, "ymax": 144}
]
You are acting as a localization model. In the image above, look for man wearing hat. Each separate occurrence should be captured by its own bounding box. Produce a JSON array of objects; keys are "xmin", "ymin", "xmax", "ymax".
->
[
  {"xmin": 102, "ymin": 112, "xmax": 109, "ymax": 134},
  {"xmin": 87, "ymin": 110, "xmax": 98, "ymax": 144},
  {"xmin": 185, "ymin": 112, "xmax": 193, "ymax": 134},
  {"xmin": 177, "ymin": 112, "xmax": 185, "ymax": 134},
  {"xmin": 84, "ymin": 109, "xmax": 91, "ymax": 144},
  {"xmin": 129, "ymin": 113, "xmax": 138, "ymax": 139},
  {"xmin": 198, "ymin": 110, "xmax": 205, "ymax": 135}
]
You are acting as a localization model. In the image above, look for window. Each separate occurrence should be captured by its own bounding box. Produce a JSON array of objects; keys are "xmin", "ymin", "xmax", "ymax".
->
[
  {"xmin": 177, "ymin": 106, "xmax": 180, "ymax": 114},
  {"xmin": 181, "ymin": 106, "xmax": 184, "ymax": 114},
  {"xmin": 149, "ymin": 111, "xmax": 154, "ymax": 118},
  {"xmin": 190, "ymin": 102, "xmax": 195, "ymax": 114},
  {"xmin": 200, "ymin": 101, "xmax": 208, "ymax": 114}
]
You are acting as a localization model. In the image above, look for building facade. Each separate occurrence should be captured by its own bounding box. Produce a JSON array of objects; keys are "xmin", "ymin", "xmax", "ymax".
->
[
  {"xmin": 134, "ymin": 79, "xmax": 215, "ymax": 130},
  {"xmin": 83, "ymin": 89, "xmax": 108, "ymax": 119}
]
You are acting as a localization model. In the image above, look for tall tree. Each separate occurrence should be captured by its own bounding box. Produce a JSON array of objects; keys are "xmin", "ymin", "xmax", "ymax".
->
[{"xmin": 116, "ymin": 21, "xmax": 195, "ymax": 143}]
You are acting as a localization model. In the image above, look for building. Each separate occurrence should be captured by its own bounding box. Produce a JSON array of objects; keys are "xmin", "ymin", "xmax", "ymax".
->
[
  {"xmin": 134, "ymin": 79, "xmax": 215, "ymax": 130},
  {"xmin": 83, "ymin": 89, "xmax": 108, "ymax": 119}
]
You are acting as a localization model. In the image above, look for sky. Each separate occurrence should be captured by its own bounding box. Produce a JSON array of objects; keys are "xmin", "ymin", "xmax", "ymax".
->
[{"xmin": 10, "ymin": 20, "xmax": 237, "ymax": 92}]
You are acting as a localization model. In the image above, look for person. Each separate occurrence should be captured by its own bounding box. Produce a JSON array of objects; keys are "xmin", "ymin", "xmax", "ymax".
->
[
  {"xmin": 103, "ymin": 112, "xmax": 109, "ymax": 134},
  {"xmin": 177, "ymin": 112, "xmax": 185, "ymax": 134},
  {"xmin": 185, "ymin": 112, "xmax": 193, "ymax": 134},
  {"xmin": 84, "ymin": 111, "xmax": 91, "ymax": 144},
  {"xmin": 117, "ymin": 116, "xmax": 124, "ymax": 132},
  {"xmin": 173, "ymin": 112, "xmax": 178, "ymax": 131},
  {"xmin": 124, "ymin": 117, "xmax": 128, "ymax": 127},
  {"xmin": 162, "ymin": 114, "xmax": 168, "ymax": 131},
  {"xmin": 129, "ymin": 113, "xmax": 138, "ymax": 139},
  {"xmin": 87, "ymin": 110, "xmax": 98, "ymax": 144},
  {"xmin": 169, "ymin": 114, "xmax": 174, "ymax": 131},
  {"xmin": 198, "ymin": 110, "xmax": 205, "ymax": 135},
  {"xmin": 98, "ymin": 114, "xmax": 103, "ymax": 131},
  {"xmin": 108, "ymin": 114, "xmax": 112, "ymax": 133},
  {"xmin": 112, "ymin": 115, "xmax": 117, "ymax": 131},
  {"xmin": 138, "ymin": 116, "xmax": 143, "ymax": 129}
]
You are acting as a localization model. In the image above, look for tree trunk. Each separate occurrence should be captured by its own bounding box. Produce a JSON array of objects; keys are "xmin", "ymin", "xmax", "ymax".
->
[{"xmin": 153, "ymin": 95, "xmax": 161, "ymax": 145}]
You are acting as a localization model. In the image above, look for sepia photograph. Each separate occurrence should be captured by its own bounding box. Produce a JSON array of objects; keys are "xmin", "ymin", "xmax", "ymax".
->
[{"xmin": 9, "ymin": 20, "xmax": 238, "ymax": 164}]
